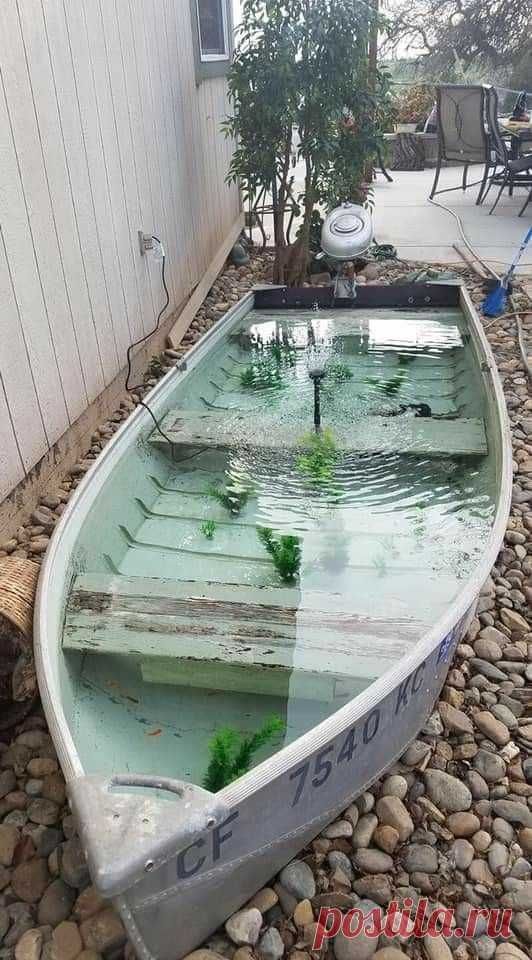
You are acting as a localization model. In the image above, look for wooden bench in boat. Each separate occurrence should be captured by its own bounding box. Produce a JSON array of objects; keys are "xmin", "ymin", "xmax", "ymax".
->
[
  {"xmin": 151, "ymin": 409, "xmax": 488, "ymax": 457},
  {"xmin": 63, "ymin": 574, "xmax": 426, "ymax": 701}
]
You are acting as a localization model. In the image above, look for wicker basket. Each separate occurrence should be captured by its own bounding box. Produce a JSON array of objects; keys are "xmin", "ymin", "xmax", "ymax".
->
[{"xmin": 0, "ymin": 557, "xmax": 40, "ymax": 645}]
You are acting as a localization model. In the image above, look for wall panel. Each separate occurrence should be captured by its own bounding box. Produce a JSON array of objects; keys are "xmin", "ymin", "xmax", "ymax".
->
[{"xmin": 0, "ymin": 0, "xmax": 240, "ymax": 501}]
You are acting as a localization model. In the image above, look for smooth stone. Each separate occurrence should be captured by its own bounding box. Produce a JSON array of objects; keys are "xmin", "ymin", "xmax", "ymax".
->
[
  {"xmin": 14, "ymin": 929, "xmax": 42, "ymax": 960},
  {"xmin": 4, "ymin": 902, "xmax": 35, "ymax": 948},
  {"xmin": 0, "ymin": 825, "xmax": 19, "ymax": 867},
  {"xmin": 402, "ymin": 741, "xmax": 431, "ymax": 767},
  {"xmin": 465, "ymin": 770, "xmax": 489, "ymax": 800},
  {"xmin": 334, "ymin": 900, "xmax": 382, "ymax": 960},
  {"xmin": 401, "ymin": 844, "xmax": 438, "ymax": 874},
  {"xmin": 0, "ymin": 907, "xmax": 9, "ymax": 942},
  {"xmin": 380, "ymin": 776, "xmax": 408, "ymax": 800},
  {"xmin": 257, "ymin": 928, "xmax": 284, "ymax": 960},
  {"xmin": 490, "ymin": 704, "xmax": 519, "ymax": 730},
  {"xmin": 449, "ymin": 839, "xmax": 474, "ymax": 871},
  {"xmin": 373, "ymin": 952, "xmax": 409, "ymax": 960},
  {"xmin": 38, "ymin": 879, "xmax": 75, "ymax": 926},
  {"xmin": 374, "ymin": 797, "xmax": 413, "ymax": 842},
  {"xmin": 323, "ymin": 821, "xmax": 353, "ymax": 840},
  {"xmin": 79, "ymin": 908, "xmax": 126, "ymax": 953},
  {"xmin": 501, "ymin": 881, "xmax": 532, "ymax": 910},
  {"xmin": 26, "ymin": 801, "xmax": 59, "ymax": 828},
  {"xmin": 60, "ymin": 840, "xmax": 90, "ymax": 889},
  {"xmin": 446, "ymin": 812, "xmax": 480, "ymax": 837},
  {"xmin": 478, "ymin": 625, "xmax": 508, "ymax": 647},
  {"xmin": 474, "ymin": 936, "xmax": 496, "ymax": 960},
  {"xmin": 372, "ymin": 826, "xmax": 400, "ymax": 855},
  {"xmin": 473, "ymin": 712, "xmax": 510, "ymax": 746},
  {"xmin": 52, "ymin": 922, "xmax": 82, "ymax": 960},
  {"xmin": 422, "ymin": 936, "xmax": 453, "ymax": 960},
  {"xmin": 279, "ymin": 862, "xmax": 315, "ymax": 901},
  {"xmin": 11, "ymin": 860, "xmax": 50, "ymax": 903},
  {"xmin": 510, "ymin": 857, "xmax": 531, "ymax": 879},
  {"xmin": 500, "ymin": 609, "xmax": 529, "ymax": 632},
  {"xmin": 495, "ymin": 944, "xmax": 529, "ymax": 960},
  {"xmin": 273, "ymin": 883, "xmax": 297, "ymax": 917},
  {"xmin": 492, "ymin": 799, "xmax": 532, "ymax": 827},
  {"xmin": 327, "ymin": 852, "xmax": 353, "ymax": 880},
  {"xmin": 352, "ymin": 875, "xmax": 392, "ymax": 907},
  {"xmin": 474, "ymin": 638, "xmax": 503, "ymax": 663},
  {"xmin": 26, "ymin": 760, "xmax": 57, "ymax": 779},
  {"xmin": 518, "ymin": 827, "xmax": 532, "ymax": 854},
  {"xmin": 247, "ymin": 889, "xmax": 278, "ymax": 914},
  {"xmin": 468, "ymin": 859, "xmax": 495, "ymax": 885},
  {"xmin": 183, "ymin": 953, "xmax": 226, "ymax": 960},
  {"xmin": 225, "ymin": 910, "xmax": 263, "ymax": 947},
  {"xmin": 438, "ymin": 702, "xmax": 473, "ymax": 735},
  {"xmin": 472, "ymin": 829, "xmax": 491, "ymax": 853},
  {"xmin": 355, "ymin": 794, "xmax": 375, "ymax": 816},
  {"xmin": 293, "ymin": 900, "xmax": 314, "ymax": 929},
  {"xmin": 352, "ymin": 815, "xmax": 378, "ymax": 849},
  {"xmin": 487, "ymin": 841, "xmax": 510, "ymax": 875},
  {"xmin": 423, "ymin": 770, "xmax": 472, "ymax": 812},
  {"xmin": 473, "ymin": 750, "xmax": 507, "ymax": 783},
  {"xmin": 0, "ymin": 772, "xmax": 16, "ymax": 800},
  {"xmin": 353, "ymin": 849, "xmax": 393, "ymax": 874}
]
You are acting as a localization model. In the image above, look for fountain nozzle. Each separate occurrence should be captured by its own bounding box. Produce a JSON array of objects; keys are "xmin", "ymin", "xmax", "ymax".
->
[{"xmin": 308, "ymin": 366, "xmax": 326, "ymax": 430}]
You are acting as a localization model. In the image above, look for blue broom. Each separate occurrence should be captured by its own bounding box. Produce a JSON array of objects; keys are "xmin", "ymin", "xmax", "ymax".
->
[{"xmin": 482, "ymin": 226, "xmax": 532, "ymax": 317}]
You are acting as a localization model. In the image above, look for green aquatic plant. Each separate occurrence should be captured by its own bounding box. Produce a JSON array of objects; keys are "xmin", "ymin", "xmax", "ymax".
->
[
  {"xmin": 201, "ymin": 520, "xmax": 217, "ymax": 540},
  {"xmin": 257, "ymin": 527, "xmax": 301, "ymax": 583},
  {"xmin": 203, "ymin": 715, "xmax": 286, "ymax": 792},
  {"xmin": 296, "ymin": 429, "xmax": 340, "ymax": 487},
  {"xmin": 267, "ymin": 340, "xmax": 296, "ymax": 367},
  {"xmin": 326, "ymin": 360, "xmax": 353, "ymax": 382},
  {"xmin": 208, "ymin": 483, "xmax": 250, "ymax": 515},
  {"xmin": 364, "ymin": 370, "xmax": 407, "ymax": 396},
  {"xmin": 239, "ymin": 358, "xmax": 282, "ymax": 390},
  {"xmin": 412, "ymin": 503, "xmax": 426, "ymax": 542},
  {"xmin": 398, "ymin": 354, "xmax": 415, "ymax": 367}
]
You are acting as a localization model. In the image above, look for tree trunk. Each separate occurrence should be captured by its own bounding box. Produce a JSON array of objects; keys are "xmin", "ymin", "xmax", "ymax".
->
[{"xmin": 284, "ymin": 190, "xmax": 314, "ymax": 286}]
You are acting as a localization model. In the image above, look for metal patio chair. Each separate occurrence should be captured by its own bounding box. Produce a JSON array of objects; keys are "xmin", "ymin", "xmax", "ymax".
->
[
  {"xmin": 430, "ymin": 85, "xmax": 507, "ymax": 204},
  {"xmin": 489, "ymin": 154, "xmax": 532, "ymax": 216}
]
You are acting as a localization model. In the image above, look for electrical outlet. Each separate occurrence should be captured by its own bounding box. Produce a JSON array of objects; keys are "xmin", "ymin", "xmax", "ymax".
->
[{"xmin": 138, "ymin": 231, "xmax": 154, "ymax": 255}]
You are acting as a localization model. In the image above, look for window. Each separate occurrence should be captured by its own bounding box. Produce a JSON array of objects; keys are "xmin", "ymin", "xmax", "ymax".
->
[{"xmin": 196, "ymin": 0, "xmax": 229, "ymax": 62}]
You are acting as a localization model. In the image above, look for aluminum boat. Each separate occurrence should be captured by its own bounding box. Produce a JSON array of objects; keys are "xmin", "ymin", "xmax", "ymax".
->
[{"xmin": 35, "ymin": 283, "xmax": 511, "ymax": 960}]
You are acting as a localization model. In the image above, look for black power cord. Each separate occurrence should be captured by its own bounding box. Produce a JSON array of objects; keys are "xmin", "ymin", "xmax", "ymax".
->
[
  {"xmin": 125, "ymin": 236, "xmax": 209, "ymax": 467},
  {"xmin": 124, "ymin": 236, "xmax": 178, "ymax": 449}
]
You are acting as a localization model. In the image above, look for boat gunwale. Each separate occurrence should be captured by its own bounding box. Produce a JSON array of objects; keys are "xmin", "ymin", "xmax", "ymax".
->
[{"xmin": 34, "ymin": 284, "xmax": 513, "ymax": 805}]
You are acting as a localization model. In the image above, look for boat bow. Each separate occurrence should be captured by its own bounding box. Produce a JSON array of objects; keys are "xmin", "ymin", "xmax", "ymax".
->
[{"xmin": 68, "ymin": 774, "xmax": 230, "ymax": 898}]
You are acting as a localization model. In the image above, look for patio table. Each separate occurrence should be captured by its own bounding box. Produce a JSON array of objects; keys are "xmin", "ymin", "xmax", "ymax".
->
[{"xmin": 497, "ymin": 118, "xmax": 532, "ymax": 195}]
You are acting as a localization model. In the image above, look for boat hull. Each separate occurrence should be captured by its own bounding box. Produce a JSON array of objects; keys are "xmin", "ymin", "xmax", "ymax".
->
[
  {"xmin": 114, "ymin": 609, "xmax": 470, "ymax": 960},
  {"xmin": 34, "ymin": 284, "xmax": 512, "ymax": 960}
]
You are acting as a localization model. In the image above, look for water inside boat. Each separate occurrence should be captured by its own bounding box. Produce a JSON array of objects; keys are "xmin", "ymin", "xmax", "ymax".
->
[{"xmin": 62, "ymin": 305, "xmax": 497, "ymax": 786}]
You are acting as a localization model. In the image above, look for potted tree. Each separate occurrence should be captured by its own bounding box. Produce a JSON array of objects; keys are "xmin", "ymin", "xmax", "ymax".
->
[{"xmin": 224, "ymin": 0, "xmax": 389, "ymax": 286}]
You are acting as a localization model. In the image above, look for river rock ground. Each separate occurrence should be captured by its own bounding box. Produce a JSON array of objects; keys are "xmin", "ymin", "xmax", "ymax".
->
[{"xmin": 0, "ymin": 252, "xmax": 531, "ymax": 960}]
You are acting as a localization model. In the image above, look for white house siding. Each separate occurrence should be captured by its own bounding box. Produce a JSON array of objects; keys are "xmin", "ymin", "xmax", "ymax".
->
[{"xmin": 0, "ymin": 0, "xmax": 240, "ymax": 502}]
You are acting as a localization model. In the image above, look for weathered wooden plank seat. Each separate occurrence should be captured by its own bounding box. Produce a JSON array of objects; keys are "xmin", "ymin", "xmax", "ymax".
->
[
  {"xmin": 151, "ymin": 408, "xmax": 488, "ymax": 457},
  {"xmin": 63, "ymin": 574, "xmax": 425, "ymax": 701}
]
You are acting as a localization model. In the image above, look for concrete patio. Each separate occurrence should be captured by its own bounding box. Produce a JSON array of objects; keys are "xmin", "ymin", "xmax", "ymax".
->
[
  {"xmin": 252, "ymin": 163, "xmax": 532, "ymax": 277},
  {"xmin": 373, "ymin": 165, "xmax": 532, "ymax": 275}
]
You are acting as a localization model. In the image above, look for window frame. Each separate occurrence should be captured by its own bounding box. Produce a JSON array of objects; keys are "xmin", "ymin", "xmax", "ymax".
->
[{"xmin": 190, "ymin": 0, "xmax": 233, "ymax": 83}]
